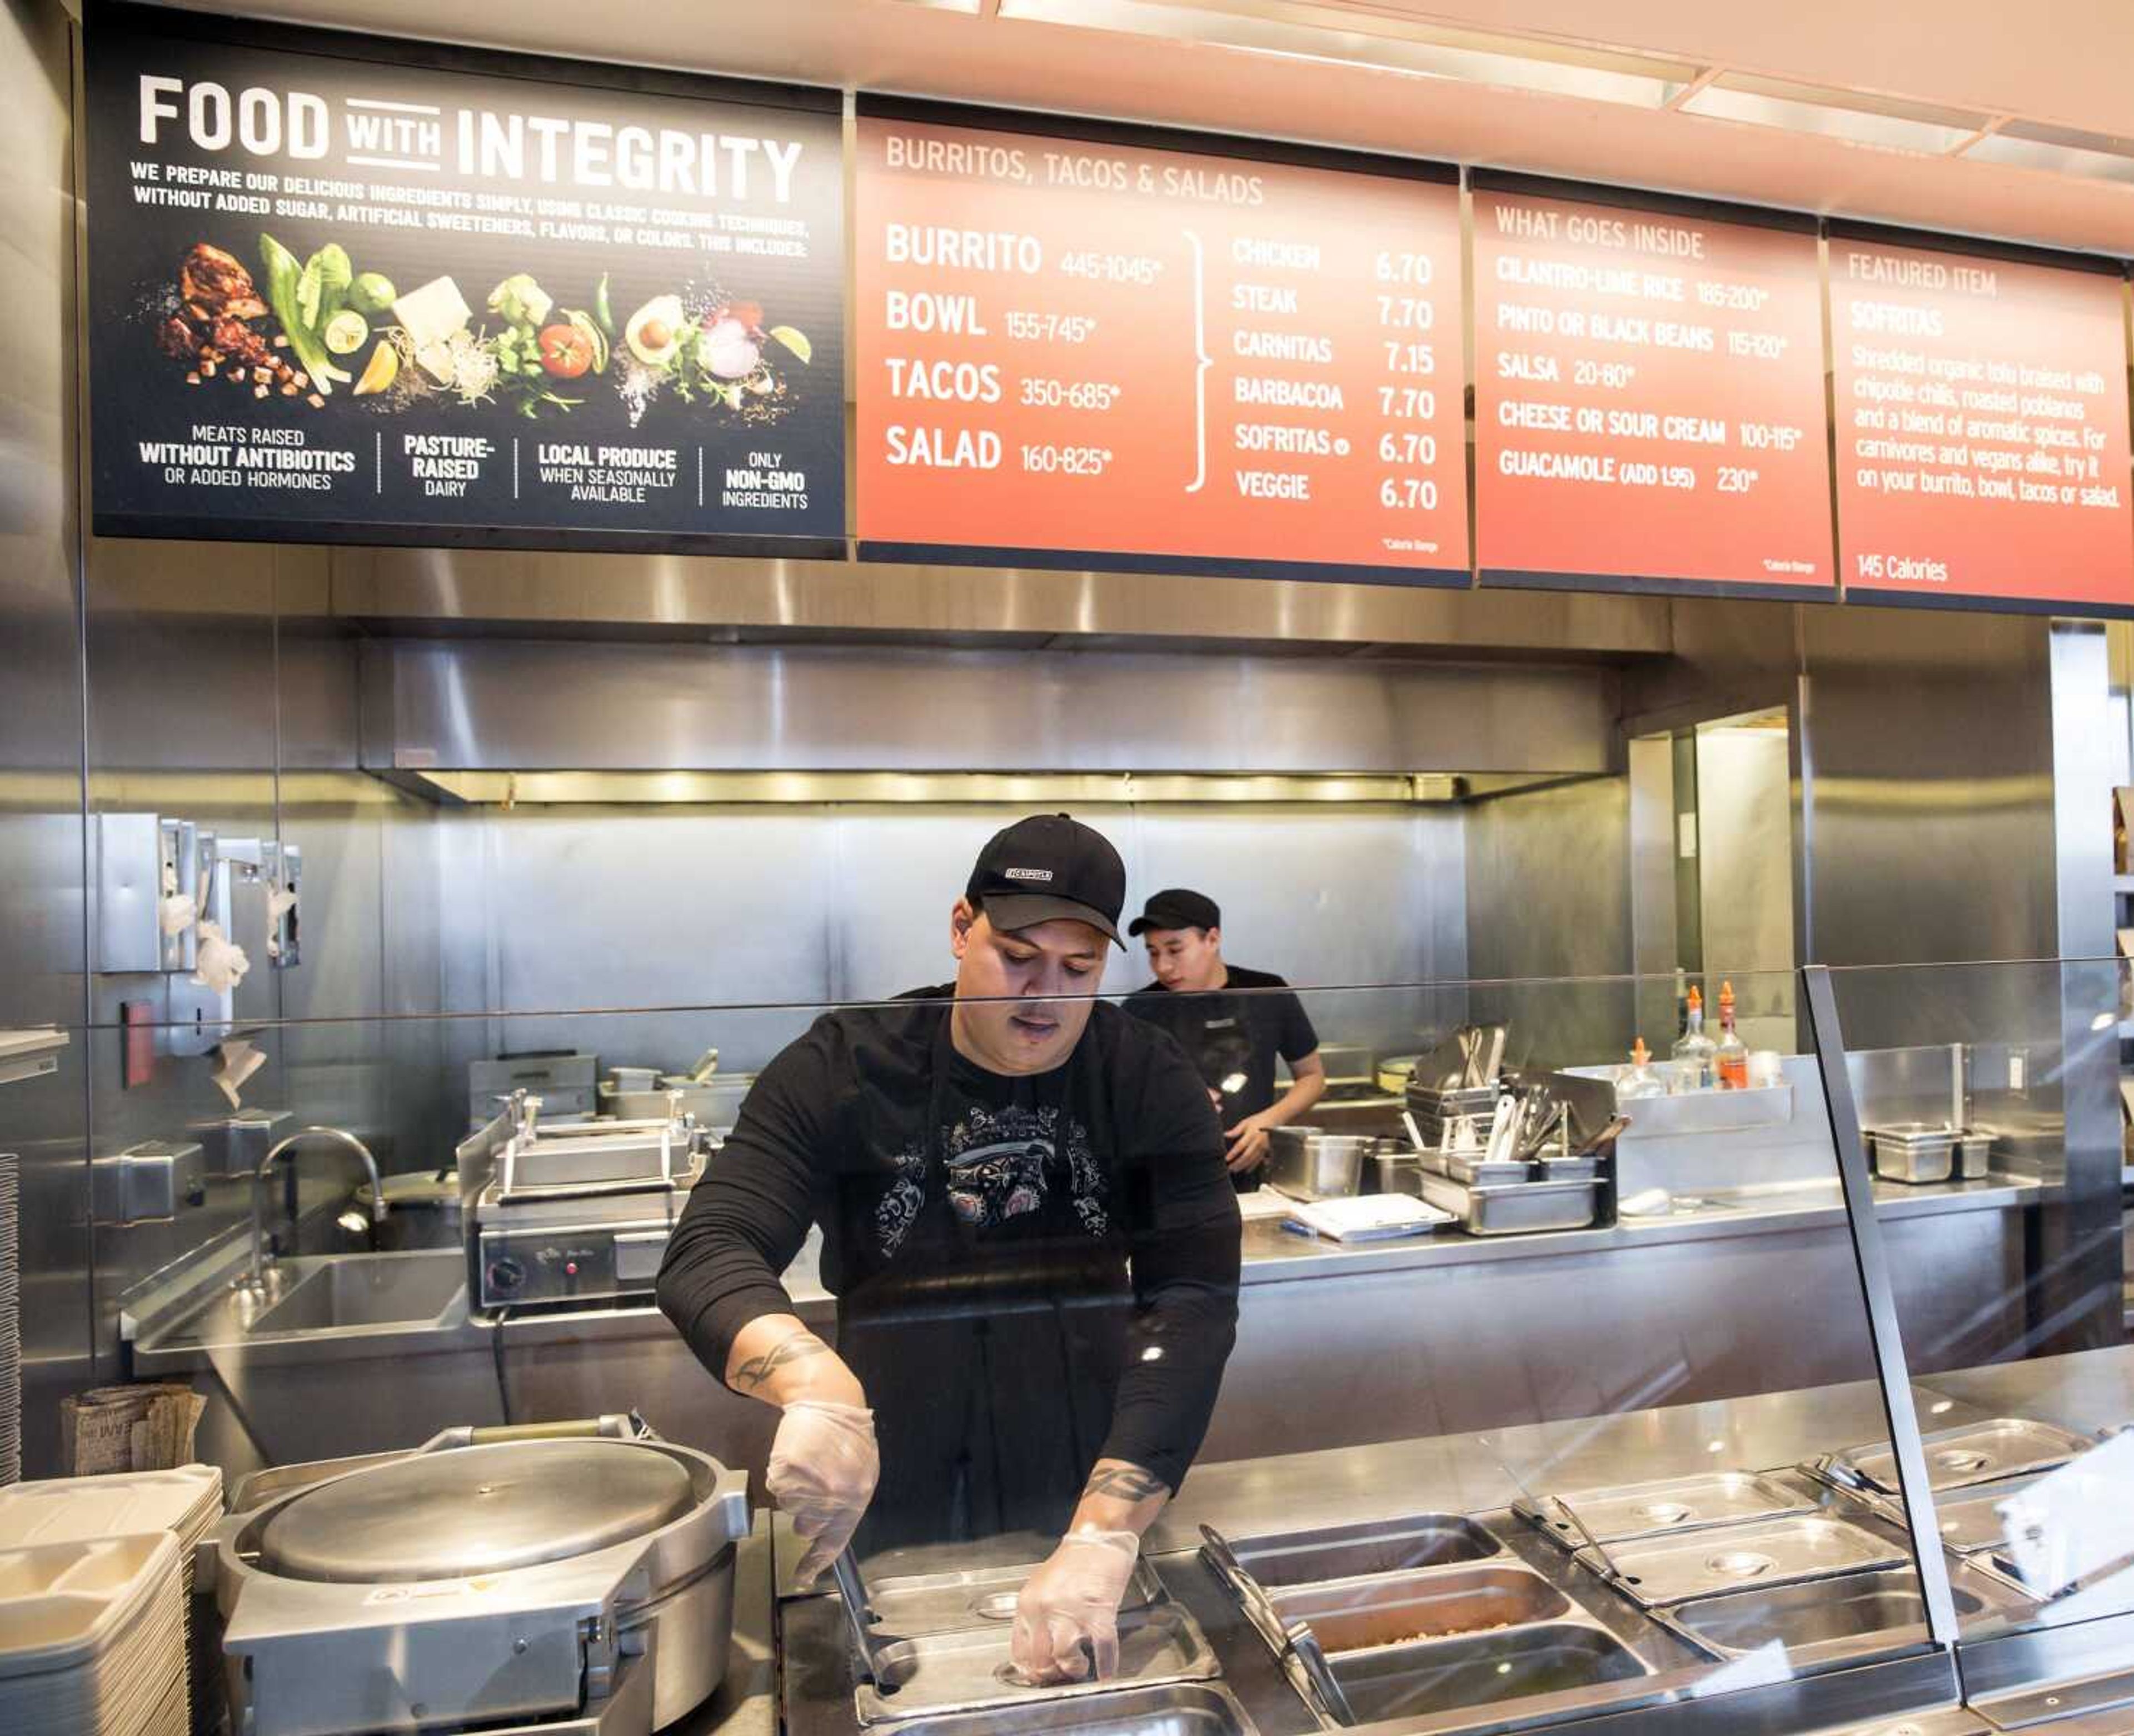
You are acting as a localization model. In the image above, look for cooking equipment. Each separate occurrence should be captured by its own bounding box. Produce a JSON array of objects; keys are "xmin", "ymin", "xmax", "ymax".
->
[
  {"xmin": 210, "ymin": 1415, "xmax": 749, "ymax": 1736},
  {"xmin": 1265, "ymin": 1129, "xmax": 1372, "ymax": 1201},
  {"xmin": 1517, "ymin": 1471, "xmax": 1812, "ymax": 1549},
  {"xmin": 1417, "ymin": 1173, "xmax": 1601, "ymax": 1236},
  {"xmin": 473, "ymin": 1104, "xmax": 709, "ymax": 1309},
  {"xmin": 853, "ymin": 1606, "xmax": 1218, "ymax": 1725},
  {"xmin": 1866, "ymin": 1123, "xmax": 1956, "ymax": 1185},
  {"xmin": 468, "ymin": 1051, "xmax": 596, "ymax": 1128},
  {"xmin": 351, "ymin": 1170, "xmax": 462, "ymax": 1251},
  {"xmin": 1313, "ymin": 1046, "xmax": 1377, "ymax": 1101},
  {"xmin": 1816, "ymin": 1418, "xmax": 2092, "ymax": 1497},
  {"xmin": 1574, "ymin": 1515, "xmax": 1906, "ymax": 1607}
]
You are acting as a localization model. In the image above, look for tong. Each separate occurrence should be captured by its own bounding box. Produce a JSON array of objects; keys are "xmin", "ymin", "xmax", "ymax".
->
[
  {"xmin": 1200, "ymin": 1528, "xmax": 1355, "ymax": 1729},
  {"xmin": 831, "ymin": 1548, "xmax": 885, "ymax": 1684}
]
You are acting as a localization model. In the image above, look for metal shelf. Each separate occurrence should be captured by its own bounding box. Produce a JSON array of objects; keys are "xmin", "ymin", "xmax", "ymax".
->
[{"xmin": 0, "ymin": 1028, "xmax": 67, "ymax": 1088}]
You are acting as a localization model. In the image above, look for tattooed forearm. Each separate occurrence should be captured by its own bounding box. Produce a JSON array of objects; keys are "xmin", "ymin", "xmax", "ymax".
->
[
  {"xmin": 731, "ymin": 1334, "xmax": 830, "ymax": 1391},
  {"xmin": 1081, "ymin": 1463, "xmax": 1170, "ymax": 1503}
]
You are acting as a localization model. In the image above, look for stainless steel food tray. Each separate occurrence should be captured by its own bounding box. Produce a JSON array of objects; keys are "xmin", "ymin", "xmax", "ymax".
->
[
  {"xmin": 1325, "ymin": 1619, "xmax": 1652, "ymax": 1725},
  {"xmin": 1270, "ymin": 1566, "xmax": 1571, "ymax": 1653},
  {"xmin": 1433, "ymin": 1152, "xmax": 1533, "ymax": 1188},
  {"xmin": 1573, "ymin": 1515, "xmax": 1907, "ymax": 1607},
  {"xmin": 855, "ymin": 1605, "xmax": 1219, "ymax": 1725},
  {"xmin": 1224, "ymin": 1514, "xmax": 1501, "ymax": 1589},
  {"xmin": 1656, "ymin": 1566, "xmax": 2001, "ymax": 1663},
  {"xmin": 1867, "ymin": 1123, "xmax": 1955, "ymax": 1185},
  {"xmin": 1418, "ymin": 1173, "xmax": 1599, "ymax": 1236},
  {"xmin": 1817, "ymin": 1419, "xmax": 2092, "ymax": 1497},
  {"xmin": 869, "ymin": 1684, "xmax": 1260, "ymax": 1736},
  {"xmin": 864, "ymin": 1558, "xmax": 1168, "ymax": 1637},
  {"xmin": 1517, "ymin": 1471, "xmax": 1812, "ymax": 1549}
]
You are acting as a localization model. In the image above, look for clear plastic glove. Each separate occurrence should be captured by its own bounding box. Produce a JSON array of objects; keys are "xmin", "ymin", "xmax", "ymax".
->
[
  {"xmin": 1011, "ymin": 1528, "xmax": 1141, "ymax": 1684},
  {"xmin": 766, "ymin": 1399, "xmax": 879, "ymax": 1588}
]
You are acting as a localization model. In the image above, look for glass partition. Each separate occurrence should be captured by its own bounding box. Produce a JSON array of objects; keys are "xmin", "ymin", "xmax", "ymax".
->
[
  {"xmin": 1814, "ymin": 957, "xmax": 2133, "ymax": 1684},
  {"xmin": 95, "ymin": 965, "xmax": 1966, "ymax": 1730}
]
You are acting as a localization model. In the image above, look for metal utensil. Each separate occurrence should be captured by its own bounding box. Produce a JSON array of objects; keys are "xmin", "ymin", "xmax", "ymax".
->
[
  {"xmin": 834, "ymin": 1548, "xmax": 885, "ymax": 1684},
  {"xmin": 1283, "ymin": 1621, "xmax": 1356, "ymax": 1728},
  {"xmin": 1199, "ymin": 1525, "xmax": 1288, "ymax": 1657},
  {"xmin": 1569, "ymin": 1114, "xmax": 1631, "ymax": 1158}
]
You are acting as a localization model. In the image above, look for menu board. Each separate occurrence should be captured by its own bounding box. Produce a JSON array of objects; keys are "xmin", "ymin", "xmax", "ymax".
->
[
  {"xmin": 1830, "ymin": 230, "xmax": 2133, "ymax": 613},
  {"xmin": 1473, "ymin": 179, "xmax": 1833, "ymax": 598},
  {"xmin": 86, "ymin": 4, "xmax": 844, "ymax": 556},
  {"xmin": 854, "ymin": 105, "xmax": 1468, "ymax": 585}
]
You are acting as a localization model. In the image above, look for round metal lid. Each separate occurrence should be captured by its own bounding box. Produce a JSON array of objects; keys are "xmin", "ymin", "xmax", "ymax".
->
[{"xmin": 258, "ymin": 1441, "xmax": 696, "ymax": 1583}]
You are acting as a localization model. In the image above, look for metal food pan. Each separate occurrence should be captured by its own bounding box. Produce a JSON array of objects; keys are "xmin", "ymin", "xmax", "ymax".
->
[
  {"xmin": 864, "ymin": 1558, "xmax": 1168, "ymax": 1638},
  {"xmin": 1575, "ymin": 1515, "xmax": 1907, "ymax": 1608},
  {"xmin": 1517, "ymin": 1471, "xmax": 1812, "ymax": 1549},
  {"xmin": 1327, "ymin": 1621, "xmax": 1650, "ymax": 1725},
  {"xmin": 856, "ymin": 1606, "xmax": 1218, "ymax": 1725},
  {"xmin": 1439, "ymin": 1153, "xmax": 1534, "ymax": 1189},
  {"xmin": 1659, "ymin": 1567, "xmax": 1992, "ymax": 1662},
  {"xmin": 1417, "ymin": 1174, "xmax": 1599, "ymax": 1236},
  {"xmin": 872, "ymin": 1684, "xmax": 1260, "ymax": 1736},
  {"xmin": 1868, "ymin": 1124, "xmax": 1955, "ymax": 1185},
  {"xmin": 1819, "ymin": 1418, "xmax": 2092, "ymax": 1497},
  {"xmin": 1270, "ymin": 1567, "xmax": 1570, "ymax": 1653},
  {"xmin": 1226, "ymin": 1515, "xmax": 1501, "ymax": 1589}
]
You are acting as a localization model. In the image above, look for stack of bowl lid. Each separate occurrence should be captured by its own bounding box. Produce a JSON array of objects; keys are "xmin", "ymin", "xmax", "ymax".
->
[
  {"xmin": 0, "ymin": 1465, "xmax": 223, "ymax": 1733},
  {"xmin": 0, "ymin": 1532, "xmax": 188, "ymax": 1736},
  {"xmin": 0, "ymin": 1153, "xmax": 18, "ymax": 1485}
]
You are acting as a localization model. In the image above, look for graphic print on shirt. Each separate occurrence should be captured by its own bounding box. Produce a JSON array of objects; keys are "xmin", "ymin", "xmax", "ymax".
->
[{"xmin": 873, "ymin": 1101, "xmax": 1108, "ymax": 1255}]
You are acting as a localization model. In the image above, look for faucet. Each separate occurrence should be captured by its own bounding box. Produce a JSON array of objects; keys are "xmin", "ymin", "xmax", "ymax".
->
[{"xmin": 240, "ymin": 1125, "xmax": 386, "ymax": 1299}]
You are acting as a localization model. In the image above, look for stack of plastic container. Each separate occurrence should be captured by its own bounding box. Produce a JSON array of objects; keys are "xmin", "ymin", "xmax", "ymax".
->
[
  {"xmin": 0, "ymin": 1532, "xmax": 188, "ymax": 1735},
  {"xmin": 0, "ymin": 1465, "xmax": 223, "ymax": 1734},
  {"xmin": 1, "ymin": 1151, "xmax": 19, "ymax": 1485}
]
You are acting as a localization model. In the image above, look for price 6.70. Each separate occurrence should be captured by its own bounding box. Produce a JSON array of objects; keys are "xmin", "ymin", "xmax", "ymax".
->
[
  {"xmin": 1379, "ymin": 477, "xmax": 1439, "ymax": 511},
  {"xmin": 1375, "ymin": 251, "xmax": 1434, "ymax": 285}
]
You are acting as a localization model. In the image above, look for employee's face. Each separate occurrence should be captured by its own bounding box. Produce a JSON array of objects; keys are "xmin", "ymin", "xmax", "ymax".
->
[
  {"xmin": 1144, "ymin": 926, "xmax": 1224, "ymax": 994},
  {"xmin": 949, "ymin": 903, "xmax": 1105, "ymax": 1074}
]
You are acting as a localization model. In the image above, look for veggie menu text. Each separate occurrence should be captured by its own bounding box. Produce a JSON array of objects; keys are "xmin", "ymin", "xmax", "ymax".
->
[{"xmin": 87, "ymin": 13, "xmax": 844, "ymax": 550}]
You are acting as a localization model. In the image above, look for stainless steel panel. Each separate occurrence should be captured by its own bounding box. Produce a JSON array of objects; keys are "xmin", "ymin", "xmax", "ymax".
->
[
  {"xmin": 1693, "ymin": 722, "xmax": 1797, "ymax": 1049},
  {"xmin": 361, "ymin": 640, "xmax": 1618, "ymax": 776}
]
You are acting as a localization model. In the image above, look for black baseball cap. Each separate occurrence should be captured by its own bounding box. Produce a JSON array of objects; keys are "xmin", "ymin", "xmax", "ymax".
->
[
  {"xmin": 1129, "ymin": 888, "xmax": 1221, "ymax": 937},
  {"xmin": 966, "ymin": 814, "xmax": 1127, "ymax": 948}
]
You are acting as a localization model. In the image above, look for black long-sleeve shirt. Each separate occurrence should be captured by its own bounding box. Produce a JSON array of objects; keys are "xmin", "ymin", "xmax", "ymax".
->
[{"xmin": 657, "ymin": 989, "xmax": 1241, "ymax": 1496}]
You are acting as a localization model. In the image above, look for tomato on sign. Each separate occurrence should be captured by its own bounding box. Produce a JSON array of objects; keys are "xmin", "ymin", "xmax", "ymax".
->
[
  {"xmin": 854, "ymin": 103, "xmax": 1469, "ymax": 586},
  {"xmin": 1829, "ymin": 230, "xmax": 2133, "ymax": 615},
  {"xmin": 1472, "ymin": 177, "xmax": 1834, "ymax": 601}
]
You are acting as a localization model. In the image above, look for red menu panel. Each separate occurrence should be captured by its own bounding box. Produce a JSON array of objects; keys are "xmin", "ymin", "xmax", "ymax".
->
[
  {"xmin": 1474, "ymin": 186, "xmax": 1833, "ymax": 597},
  {"xmin": 855, "ymin": 112, "xmax": 1468, "ymax": 583},
  {"xmin": 1831, "ymin": 236, "xmax": 2133, "ymax": 613}
]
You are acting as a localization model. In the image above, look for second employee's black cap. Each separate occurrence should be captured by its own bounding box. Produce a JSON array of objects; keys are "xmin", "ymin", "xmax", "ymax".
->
[
  {"xmin": 966, "ymin": 814, "xmax": 1126, "ymax": 948},
  {"xmin": 1129, "ymin": 887, "xmax": 1221, "ymax": 937}
]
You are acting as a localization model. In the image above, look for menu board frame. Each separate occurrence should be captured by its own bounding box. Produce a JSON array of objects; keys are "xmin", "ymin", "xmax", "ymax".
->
[
  {"xmin": 852, "ymin": 94, "xmax": 1469, "ymax": 588},
  {"xmin": 1470, "ymin": 168, "xmax": 1836, "ymax": 605},
  {"xmin": 84, "ymin": 0, "xmax": 846, "ymax": 560},
  {"xmin": 1826, "ymin": 215, "xmax": 2134, "ymax": 618}
]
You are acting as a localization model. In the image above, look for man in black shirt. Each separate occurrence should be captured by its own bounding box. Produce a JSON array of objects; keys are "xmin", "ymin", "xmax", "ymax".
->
[
  {"xmin": 1124, "ymin": 889, "xmax": 1325, "ymax": 1191},
  {"xmin": 658, "ymin": 817, "xmax": 1240, "ymax": 1685}
]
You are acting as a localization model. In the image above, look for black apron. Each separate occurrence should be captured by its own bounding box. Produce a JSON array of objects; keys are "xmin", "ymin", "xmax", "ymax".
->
[{"xmin": 839, "ymin": 1027, "xmax": 1131, "ymax": 1554}]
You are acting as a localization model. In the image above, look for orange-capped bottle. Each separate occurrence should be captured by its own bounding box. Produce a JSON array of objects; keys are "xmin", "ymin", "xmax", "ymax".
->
[{"xmin": 1716, "ymin": 980, "xmax": 1750, "ymax": 1090}]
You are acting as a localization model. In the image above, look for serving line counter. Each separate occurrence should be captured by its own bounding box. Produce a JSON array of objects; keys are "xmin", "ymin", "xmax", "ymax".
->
[{"xmin": 770, "ymin": 1353, "xmax": 2134, "ymax": 1736}]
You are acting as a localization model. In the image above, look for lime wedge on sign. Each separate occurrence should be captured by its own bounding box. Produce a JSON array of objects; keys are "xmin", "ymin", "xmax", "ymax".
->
[{"xmin": 768, "ymin": 326, "xmax": 812, "ymax": 364}]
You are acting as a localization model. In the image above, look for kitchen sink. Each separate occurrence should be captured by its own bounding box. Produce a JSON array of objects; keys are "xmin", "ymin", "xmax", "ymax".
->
[
  {"xmin": 1666, "ymin": 1569, "xmax": 1987, "ymax": 1660},
  {"xmin": 1228, "ymin": 1515, "xmax": 1500, "ymax": 1588},
  {"xmin": 253, "ymin": 1252, "xmax": 467, "ymax": 1332},
  {"xmin": 1273, "ymin": 1567, "xmax": 1569, "ymax": 1652},
  {"xmin": 1330, "ymin": 1623, "xmax": 1650, "ymax": 1722},
  {"xmin": 870, "ymin": 1684, "xmax": 1256, "ymax": 1736}
]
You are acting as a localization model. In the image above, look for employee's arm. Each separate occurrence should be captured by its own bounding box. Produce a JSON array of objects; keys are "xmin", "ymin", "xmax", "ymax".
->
[
  {"xmin": 1224, "ymin": 1051, "xmax": 1325, "ymax": 1172},
  {"xmin": 1015, "ymin": 1044, "xmax": 1239, "ymax": 1684},
  {"xmin": 657, "ymin": 1035, "xmax": 877, "ymax": 1584}
]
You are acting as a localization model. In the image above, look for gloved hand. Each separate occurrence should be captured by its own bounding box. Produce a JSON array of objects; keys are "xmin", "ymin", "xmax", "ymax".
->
[
  {"xmin": 1011, "ymin": 1528, "xmax": 1141, "ymax": 1684},
  {"xmin": 765, "ymin": 1399, "xmax": 879, "ymax": 1587}
]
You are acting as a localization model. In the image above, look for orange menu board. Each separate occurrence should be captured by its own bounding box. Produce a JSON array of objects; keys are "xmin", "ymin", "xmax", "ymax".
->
[
  {"xmin": 855, "ymin": 103, "xmax": 1468, "ymax": 585},
  {"xmin": 1830, "ymin": 229, "xmax": 2133, "ymax": 614},
  {"xmin": 1473, "ymin": 177, "xmax": 1833, "ymax": 599}
]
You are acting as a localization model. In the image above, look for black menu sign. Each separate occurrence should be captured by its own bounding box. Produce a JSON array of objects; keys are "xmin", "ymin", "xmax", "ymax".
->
[{"xmin": 85, "ymin": 3, "xmax": 844, "ymax": 556}]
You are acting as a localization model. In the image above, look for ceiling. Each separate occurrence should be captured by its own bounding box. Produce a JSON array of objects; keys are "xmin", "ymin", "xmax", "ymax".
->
[{"xmin": 146, "ymin": 0, "xmax": 2134, "ymax": 256}]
